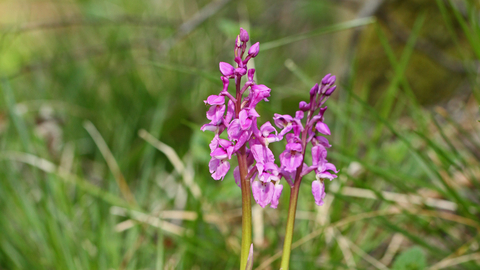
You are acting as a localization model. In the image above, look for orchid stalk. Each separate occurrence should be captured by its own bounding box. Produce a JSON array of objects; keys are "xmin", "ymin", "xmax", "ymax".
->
[
  {"xmin": 277, "ymin": 77, "xmax": 338, "ymax": 270},
  {"xmin": 201, "ymin": 28, "xmax": 338, "ymax": 270}
]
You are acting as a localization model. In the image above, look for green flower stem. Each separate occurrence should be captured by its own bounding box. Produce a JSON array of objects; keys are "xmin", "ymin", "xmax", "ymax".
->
[
  {"xmin": 280, "ymin": 113, "xmax": 310, "ymax": 270},
  {"xmin": 279, "ymin": 175, "xmax": 301, "ymax": 270},
  {"xmin": 235, "ymin": 74, "xmax": 252, "ymax": 270},
  {"xmin": 238, "ymin": 146, "xmax": 252, "ymax": 270}
]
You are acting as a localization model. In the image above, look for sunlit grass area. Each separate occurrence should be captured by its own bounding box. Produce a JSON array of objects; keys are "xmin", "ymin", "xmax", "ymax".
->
[{"xmin": 1, "ymin": 0, "xmax": 480, "ymax": 269}]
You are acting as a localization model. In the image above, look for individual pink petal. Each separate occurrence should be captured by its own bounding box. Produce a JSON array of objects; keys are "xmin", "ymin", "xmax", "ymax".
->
[
  {"xmin": 265, "ymin": 147, "xmax": 275, "ymax": 163},
  {"xmin": 252, "ymin": 181, "xmax": 274, "ymax": 208},
  {"xmin": 325, "ymin": 162, "xmax": 338, "ymax": 173},
  {"xmin": 227, "ymin": 119, "xmax": 242, "ymax": 141},
  {"xmin": 260, "ymin": 121, "xmax": 277, "ymax": 137},
  {"xmin": 285, "ymin": 142, "xmax": 302, "ymax": 152},
  {"xmin": 218, "ymin": 138, "xmax": 232, "ymax": 148},
  {"xmin": 270, "ymin": 184, "xmax": 283, "ymax": 209},
  {"xmin": 205, "ymin": 95, "xmax": 225, "ymax": 105},
  {"xmin": 251, "ymin": 144, "xmax": 266, "ymax": 164},
  {"xmin": 316, "ymin": 171, "xmax": 337, "ymax": 180},
  {"xmin": 211, "ymin": 148, "xmax": 228, "ymax": 160},
  {"xmin": 200, "ymin": 123, "xmax": 219, "ymax": 133},
  {"xmin": 206, "ymin": 105, "xmax": 225, "ymax": 123},
  {"xmin": 314, "ymin": 136, "xmax": 331, "ymax": 148},
  {"xmin": 295, "ymin": 110, "xmax": 304, "ymax": 119},
  {"xmin": 311, "ymin": 145, "xmax": 327, "ymax": 167},
  {"xmin": 292, "ymin": 118, "xmax": 304, "ymax": 135},
  {"xmin": 219, "ymin": 62, "xmax": 235, "ymax": 76},
  {"xmin": 248, "ymin": 108, "xmax": 260, "ymax": 118},
  {"xmin": 225, "ymin": 100, "xmax": 235, "ymax": 124},
  {"xmin": 233, "ymin": 166, "xmax": 241, "ymax": 187},
  {"xmin": 301, "ymin": 163, "xmax": 315, "ymax": 177},
  {"xmin": 255, "ymin": 161, "xmax": 265, "ymax": 176},
  {"xmin": 273, "ymin": 114, "xmax": 293, "ymax": 129},
  {"xmin": 315, "ymin": 121, "xmax": 331, "ymax": 135},
  {"xmin": 209, "ymin": 135, "xmax": 219, "ymax": 152},
  {"xmin": 251, "ymin": 181, "xmax": 262, "ymax": 205},
  {"xmin": 212, "ymin": 160, "xmax": 230, "ymax": 180},
  {"xmin": 312, "ymin": 180, "xmax": 325, "ymax": 206},
  {"xmin": 208, "ymin": 158, "xmax": 220, "ymax": 174},
  {"xmin": 239, "ymin": 109, "xmax": 252, "ymax": 130},
  {"xmin": 251, "ymin": 84, "xmax": 270, "ymax": 92},
  {"xmin": 233, "ymin": 130, "xmax": 251, "ymax": 152}
]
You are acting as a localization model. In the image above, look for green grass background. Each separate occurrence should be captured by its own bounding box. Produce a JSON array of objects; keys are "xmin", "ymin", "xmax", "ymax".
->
[{"xmin": 1, "ymin": 0, "xmax": 480, "ymax": 269}]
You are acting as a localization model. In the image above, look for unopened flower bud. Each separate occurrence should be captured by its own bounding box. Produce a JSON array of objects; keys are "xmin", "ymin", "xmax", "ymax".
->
[
  {"xmin": 321, "ymin": 74, "xmax": 332, "ymax": 85},
  {"xmin": 235, "ymin": 35, "xmax": 241, "ymax": 48},
  {"xmin": 328, "ymin": 75, "xmax": 336, "ymax": 85},
  {"xmin": 310, "ymin": 83, "xmax": 319, "ymax": 96},
  {"xmin": 299, "ymin": 101, "xmax": 310, "ymax": 111},
  {"xmin": 295, "ymin": 111, "xmax": 304, "ymax": 119},
  {"xmin": 239, "ymin": 28, "xmax": 249, "ymax": 42},
  {"xmin": 324, "ymin": 85, "xmax": 336, "ymax": 96},
  {"xmin": 248, "ymin": 42, "xmax": 260, "ymax": 58}
]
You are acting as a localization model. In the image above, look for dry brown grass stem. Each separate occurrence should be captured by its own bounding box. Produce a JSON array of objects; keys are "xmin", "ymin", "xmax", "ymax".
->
[
  {"xmin": 138, "ymin": 129, "xmax": 202, "ymax": 200},
  {"xmin": 330, "ymin": 228, "xmax": 357, "ymax": 269},
  {"xmin": 380, "ymin": 233, "xmax": 404, "ymax": 266},
  {"xmin": 84, "ymin": 121, "xmax": 136, "ymax": 204},
  {"xmin": 341, "ymin": 186, "xmax": 458, "ymax": 211},
  {"xmin": 341, "ymin": 233, "xmax": 389, "ymax": 270},
  {"xmin": 429, "ymin": 252, "xmax": 480, "ymax": 270}
]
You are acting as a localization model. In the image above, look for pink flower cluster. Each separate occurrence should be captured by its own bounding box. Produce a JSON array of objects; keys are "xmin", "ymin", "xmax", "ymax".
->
[
  {"xmin": 275, "ymin": 76, "xmax": 339, "ymax": 206},
  {"xmin": 201, "ymin": 28, "xmax": 338, "ymax": 207}
]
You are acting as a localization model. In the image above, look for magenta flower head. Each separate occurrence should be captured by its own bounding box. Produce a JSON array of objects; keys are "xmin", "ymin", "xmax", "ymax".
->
[
  {"xmin": 201, "ymin": 28, "xmax": 285, "ymax": 208},
  {"xmin": 275, "ymin": 73, "xmax": 339, "ymax": 206}
]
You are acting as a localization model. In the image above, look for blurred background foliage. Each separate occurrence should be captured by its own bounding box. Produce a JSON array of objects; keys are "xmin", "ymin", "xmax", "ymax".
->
[{"xmin": 1, "ymin": 0, "xmax": 480, "ymax": 269}]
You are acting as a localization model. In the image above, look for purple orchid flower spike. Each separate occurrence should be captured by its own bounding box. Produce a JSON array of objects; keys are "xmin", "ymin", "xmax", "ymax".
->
[
  {"xmin": 201, "ymin": 28, "xmax": 287, "ymax": 211},
  {"xmin": 202, "ymin": 27, "xmax": 338, "ymax": 224},
  {"xmin": 202, "ymin": 27, "xmax": 339, "ymax": 270}
]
